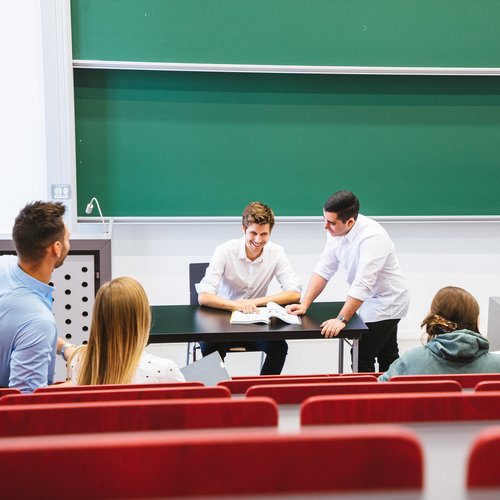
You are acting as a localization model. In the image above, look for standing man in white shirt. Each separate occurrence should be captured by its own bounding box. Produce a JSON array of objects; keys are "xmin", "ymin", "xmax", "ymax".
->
[
  {"xmin": 287, "ymin": 191, "xmax": 409, "ymax": 373},
  {"xmin": 196, "ymin": 201, "xmax": 301, "ymax": 374}
]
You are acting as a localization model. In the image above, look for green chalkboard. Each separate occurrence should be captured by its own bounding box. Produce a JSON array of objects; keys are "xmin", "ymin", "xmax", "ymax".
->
[
  {"xmin": 71, "ymin": 0, "xmax": 500, "ymax": 67},
  {"xmin": 75, "ymin": 70, "xmax": 500, "ymax": 217}
]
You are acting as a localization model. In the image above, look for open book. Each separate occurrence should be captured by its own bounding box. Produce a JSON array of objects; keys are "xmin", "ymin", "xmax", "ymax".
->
[{"xmin": 230, "ymin": 301, "xmax": 302, "ymax": 325}]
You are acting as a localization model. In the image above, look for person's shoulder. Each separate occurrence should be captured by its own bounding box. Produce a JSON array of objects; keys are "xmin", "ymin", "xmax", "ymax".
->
[
  {"xmin": 0, "ymin": 286, "xmax": 51, "ymax": 316},
  {"xmin": 357, "ymin": 214, "xmax": 385, "ymax": 233},
  {"xmin": 13, "ymin": 289, "xmax": 53, "ymax": 313},
  {"xmin": 483, "ymin": 351, "xmax": 500, "ymax": 366},
  {"xmin": 394, "ymin": 345, "xmax": 429, "ymax": 369},
  {"xmin": 356, "ymin": 214, "xmax": 392, "ymax": 243},
  {"xmin": 378, "ymin": 346, "xmax": 428, "ymax": 381},
  {"xmin": 401, "ymin": 345, "xmax": 428, "ymax": 360}
]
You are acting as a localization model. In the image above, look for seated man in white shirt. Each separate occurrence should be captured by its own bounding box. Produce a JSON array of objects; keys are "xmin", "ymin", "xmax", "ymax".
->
[{"xmin": 196, "ymin": 201, "xmax": 301, "ymax": 375}]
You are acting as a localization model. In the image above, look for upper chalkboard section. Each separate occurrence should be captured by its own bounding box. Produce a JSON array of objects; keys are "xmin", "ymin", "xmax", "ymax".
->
[
  {"xmin": 71, "ymin": 0, "xmax": 500, "ymax": 68},
  {"xmin": 72, "ymin": 0, "xmax": 500, "ymax": 217}
]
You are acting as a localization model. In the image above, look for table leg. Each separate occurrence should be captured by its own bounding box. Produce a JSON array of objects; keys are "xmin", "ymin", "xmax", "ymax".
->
[
  {"xmin": 352, "ymin": 339, "xmax": 359, "ymax": 372},
  {"xmin": 338, "ymin": 338, "xmax": 344, "ymax": 373}
]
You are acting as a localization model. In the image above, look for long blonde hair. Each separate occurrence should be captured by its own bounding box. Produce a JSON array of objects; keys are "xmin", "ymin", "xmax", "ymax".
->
[
  {"xmin": 421, "ymin": 286, "xmax": 480, "ymax": 343},
  {"xmin": 69, "ymin": 277, "xmax": 151, "ymax": 385}
]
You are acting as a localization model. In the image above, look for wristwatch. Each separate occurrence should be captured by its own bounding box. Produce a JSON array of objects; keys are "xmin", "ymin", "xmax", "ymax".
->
[
  {"xmin": 59, "ymin": 342, "xmax": 74, "ymax": 360},
  {"xmin": 336, "ymin": 314, "xmax": 347, "ymax": 324}
]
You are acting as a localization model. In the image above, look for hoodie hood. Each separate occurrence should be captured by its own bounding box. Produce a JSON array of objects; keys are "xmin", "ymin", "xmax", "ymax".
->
[{"xmin": 426, "ymin": 329, "xmax": 490, "ymax": 362}]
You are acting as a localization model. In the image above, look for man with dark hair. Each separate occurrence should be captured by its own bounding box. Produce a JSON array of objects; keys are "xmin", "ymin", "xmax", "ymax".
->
[
  {"xmin": 0, "ymin": 201, "xmax": 70, "ymax": 392},
  {"xmin": 287, "ymin": 190, "xmax": 409, "ymax": 372},
  {"xmin": 196, "ymin": 201, "xmax": 301, "ymax": 374}
]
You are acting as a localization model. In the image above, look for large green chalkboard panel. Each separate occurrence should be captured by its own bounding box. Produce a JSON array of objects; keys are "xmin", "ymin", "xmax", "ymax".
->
[
  {"xmin": 71, "ymin": 0, "xmax": 500, "ymax": 67},
  {"xmin": 75, "ymin": 70, "xmax": 500, "ymax": 217}
]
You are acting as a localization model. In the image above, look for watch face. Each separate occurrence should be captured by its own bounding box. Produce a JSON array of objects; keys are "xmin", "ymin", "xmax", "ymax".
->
[{"xmin": 337, "ymin": 315, "xmax": 346, "ymax": 323}]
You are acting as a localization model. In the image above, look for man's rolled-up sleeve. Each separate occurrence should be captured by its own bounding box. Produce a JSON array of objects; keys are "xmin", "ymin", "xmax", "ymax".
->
[
  {"xmin": 194, "ymin": 247, "xmax": 224, "ymax": 295},
  {"xmin": 274, "ymin": 252, "xmax": 301, "ymax": 292},
  {"xmin": 313, "ymin": 238, "xmax": 340, "ymax": 282}
]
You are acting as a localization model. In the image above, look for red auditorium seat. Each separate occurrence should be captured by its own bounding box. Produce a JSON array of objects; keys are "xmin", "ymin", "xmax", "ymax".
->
[{"xmin": 0, "ymin": 426, "xmax": 423, "ymax": 498}]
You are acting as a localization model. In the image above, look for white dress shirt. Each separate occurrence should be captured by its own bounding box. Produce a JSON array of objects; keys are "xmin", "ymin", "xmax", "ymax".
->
[
  {"xmin": 314, "ymin": 214, "xmax": 409, "ymax": 323},
  {"xmin": 195, "ymin": 237, "xmax": 301, "ymax": 300}
]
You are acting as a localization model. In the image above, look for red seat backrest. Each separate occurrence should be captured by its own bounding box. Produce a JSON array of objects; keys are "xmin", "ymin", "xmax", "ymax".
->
[
  {"xmin": 0, "ymin": 397, "xmax": 278, "ymax": 437},
  {"xmin": 219, "ymin": 375, "xmax": 377, "ymax": 394},
  {"xmin": 0, "ymin": 386, "xmax": 230, "ymax": 405},
  {"xmin": 0, "ymin": 426, "xmax": 423, "ymax": 498},
  {"xmin": 301, "ymin": 391, "xmax": 500, "ymax": 425},
  {"xmin": 468, "ymin": 425, "xmax": 500, "ymax": 488},
  {"xmin": 34, "ymin": 381, "xmax": 202, "ymax": 393},
  {"xmin": 231, "ymin": 373, "xmax": 337, "ymax": 379},
  {"xmin": 474, "ymin": 381, "xmax": 500, "ymax": 392},
  {"xmin": 0, "ymin": 388, "xmax": 21, "ymax": 398},
  {"xmin": 390, "ymin": 373, "xmax": 500, "ymax": 389},
  {"xmin": 246, "ymin": 380, "xmax": 461, "ymax": 404}
]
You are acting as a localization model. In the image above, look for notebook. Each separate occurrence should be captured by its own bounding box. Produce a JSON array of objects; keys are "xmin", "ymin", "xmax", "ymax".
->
[{"xmin": 180, "ymin": 351, "xmax": 231, "ymax": 386}]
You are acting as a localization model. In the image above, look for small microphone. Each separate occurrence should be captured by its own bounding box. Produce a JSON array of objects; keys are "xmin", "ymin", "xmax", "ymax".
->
[{"xmin": 85, "ymin": 197, "xmax": 107, "ymax": 233}]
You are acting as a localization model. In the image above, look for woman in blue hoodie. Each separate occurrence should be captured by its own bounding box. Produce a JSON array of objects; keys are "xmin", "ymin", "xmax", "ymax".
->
[{"xmin": 379, "ymin": 286, "xmax": 500, "ymax": 381}]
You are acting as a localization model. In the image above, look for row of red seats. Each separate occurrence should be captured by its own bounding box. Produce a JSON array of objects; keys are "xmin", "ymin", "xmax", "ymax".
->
[
  {"xmin": 2, "ymin": 384, "xmax": 500, "ymax": 434},
  {"xmin": 0, "ymin": 398, "xmax": 498, "ymax": 497},
  {"xmin": 2, "ymin": 373, "xmax": 500, "ymax": 497},
  {"xmin": 3, "ymin": 373, "xmax": 500, "ymax": 405}
]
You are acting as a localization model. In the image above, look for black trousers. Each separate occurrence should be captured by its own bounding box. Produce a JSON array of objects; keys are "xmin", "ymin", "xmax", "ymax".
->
[
  {"xmin": 353, "ymin": 318, "xmax": 401, "ymax": 373},
  {"xmin": 199, "ymin": 340, "xmax": 288, "ymax": 375}
]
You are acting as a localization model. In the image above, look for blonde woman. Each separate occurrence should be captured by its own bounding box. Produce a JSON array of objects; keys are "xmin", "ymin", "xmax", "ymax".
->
[
  {"xmin": 379, "ymin": 286, "xmax": 500, "ymax": 381},
  {"xmin": 64, "ymin": 277, "xmax": 185, "ymax": 385}
]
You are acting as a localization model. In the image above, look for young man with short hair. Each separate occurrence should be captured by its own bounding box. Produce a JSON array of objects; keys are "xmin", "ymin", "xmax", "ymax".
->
[
  {"xmin": 0, "ymin": 201, "xmax": 71, "ymax": 392},
  {"xmin": 196, "ymin": 201, "xmax": 301, "ymax": 374},
  {"xmin": 287, "ymin": 190, "xmax": 409, "ymax": 372}
]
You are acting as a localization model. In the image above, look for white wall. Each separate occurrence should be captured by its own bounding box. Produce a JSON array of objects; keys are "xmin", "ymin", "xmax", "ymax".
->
[{"xmin": 0, "ymin": 0, "xmax": 47, "ymax": 232}]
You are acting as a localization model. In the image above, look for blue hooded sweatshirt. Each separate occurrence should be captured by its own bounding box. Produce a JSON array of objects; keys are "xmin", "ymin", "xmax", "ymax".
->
[{"xmin": 379, "ymin": 330, "xmax": 500, "ymax": 381}]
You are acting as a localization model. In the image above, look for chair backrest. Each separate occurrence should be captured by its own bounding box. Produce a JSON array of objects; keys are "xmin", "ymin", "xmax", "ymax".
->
[
  {"xmin": 189, "ymin": 262, "xmax": 209, "ymax": 305},
  {"xmin": 474, "ymin": 381, "xmax": 500, "ymax": 392},
  {"xmin": 0, "ymin": 397, "xmax": 278, "ymax": 437},
  {"xmin": 301, "ymin": 391, "xmax": 500, "ymax": 425},
  {"xmin": 34, "ymin": 381, "xmax": 202, "ymax": 393},
  {"xmin": 231, "ymin": 373, "xmax": 338, "ymax": 379},
  {"xmin": 0, "ymin": 426, "xmax": 423, "ymax": 498},
  {"xmin": 247, "ymin": 380, "xmax": 462, "ymax": 404},
  {"xmin": 390, "ymin": 373, "xmax": 500, "ymax": 389},
  {"xmin": 467, "ymin": 425, "xmax": 500, "ymax": 488},
  {"xmin": 0, "ymin": 388, "xmax": 21, "ymax": 398},
  {"xmin": 219, "ymin": 375, "xmax": 378, "ymax": 394},
  {"xmin": 0, "ymin": 386, "xmax": 230, "ymax": 405}
]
